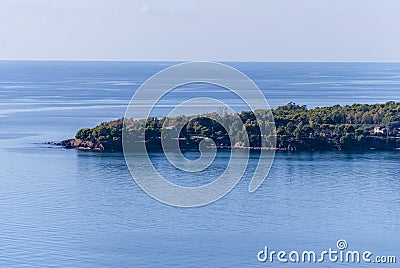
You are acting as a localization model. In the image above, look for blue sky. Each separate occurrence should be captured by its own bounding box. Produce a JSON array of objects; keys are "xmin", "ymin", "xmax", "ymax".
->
[{"xmin": 0, "ymin": 0, "xmax": 399, "ymax": 61}]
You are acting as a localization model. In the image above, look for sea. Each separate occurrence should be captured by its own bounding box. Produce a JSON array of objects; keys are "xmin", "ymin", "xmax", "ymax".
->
[{"xmin": 0, "ymin": 61, "xmax": 399, "ymax": 267}]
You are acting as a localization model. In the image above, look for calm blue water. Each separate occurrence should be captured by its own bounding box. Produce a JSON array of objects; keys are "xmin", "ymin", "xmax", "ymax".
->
[{"xmin": 0, "ymin": 61, "xmax": 399, "ymax": 267}]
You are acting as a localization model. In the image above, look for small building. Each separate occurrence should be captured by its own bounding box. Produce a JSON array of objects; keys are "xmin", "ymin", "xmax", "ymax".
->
[{"xmin": 373, "ymin": 126, "xmax": 385, "ymax": 134}]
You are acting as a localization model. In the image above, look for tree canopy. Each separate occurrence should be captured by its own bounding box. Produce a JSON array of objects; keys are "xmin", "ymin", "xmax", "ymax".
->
[{"xmin": 70, "ymin": 101, "xmax": 400, "ymax": 151}]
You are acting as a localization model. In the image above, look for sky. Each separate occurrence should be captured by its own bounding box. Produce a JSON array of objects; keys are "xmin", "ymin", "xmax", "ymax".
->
[{"xmin": 0, "ymin": 0, "xmax": 399, "ymax": 62}]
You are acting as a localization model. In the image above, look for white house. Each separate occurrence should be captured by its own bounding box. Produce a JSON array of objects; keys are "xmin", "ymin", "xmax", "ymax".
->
[{"xmin": 373, "ymin": 126, "xmax": 385, "ymax": 134}]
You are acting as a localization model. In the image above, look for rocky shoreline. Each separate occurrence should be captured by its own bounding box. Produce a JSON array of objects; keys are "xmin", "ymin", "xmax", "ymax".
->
[
  {"xmin": 57, "ymin": 137, "xmax": 400, "ymax": 152},
  {"xmin": 57, "ymin": 138, "xmax": 106, "ymax": 151}
]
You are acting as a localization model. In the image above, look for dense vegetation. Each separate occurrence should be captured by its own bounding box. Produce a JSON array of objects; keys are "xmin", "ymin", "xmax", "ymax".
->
[{"xmin": 62, "ymin": 101, "xmax": 400, "ymax": 151}]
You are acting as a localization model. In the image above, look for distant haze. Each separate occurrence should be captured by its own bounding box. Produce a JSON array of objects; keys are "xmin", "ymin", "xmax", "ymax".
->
[{"xmin": 0, "ymin": 0, "xmax": 399, "ymax": 62}]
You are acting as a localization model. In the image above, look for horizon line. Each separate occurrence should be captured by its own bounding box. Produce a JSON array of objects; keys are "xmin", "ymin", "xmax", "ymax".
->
[{"xmin": 1, "ymin": 59, "xmax": 400, "ymax": 64}]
